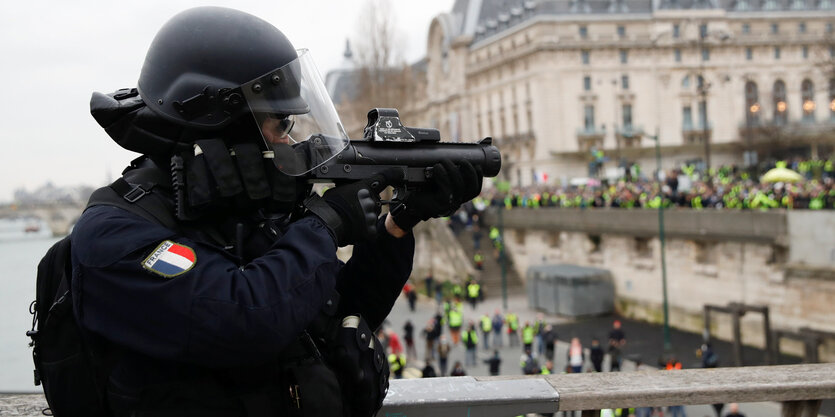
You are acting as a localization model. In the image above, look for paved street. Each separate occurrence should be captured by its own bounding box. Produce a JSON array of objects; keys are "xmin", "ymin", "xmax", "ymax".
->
[{"xmin": 383, "ymin": 291, "xmax": 785, "ymax": 417}]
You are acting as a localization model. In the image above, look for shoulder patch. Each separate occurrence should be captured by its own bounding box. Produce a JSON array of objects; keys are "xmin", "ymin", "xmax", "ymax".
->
[{"xmin": 142, "ymin": 240, "xmax": 196, "ymax": 278}]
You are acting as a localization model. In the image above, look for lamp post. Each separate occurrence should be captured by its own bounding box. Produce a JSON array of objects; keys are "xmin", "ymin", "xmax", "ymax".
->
[
  {"xmin": 648, "ymin": 128, "xmax": 672, "ymax": 353},
  {"xmin": 695, "ymin": 25, "xmax": 730, "ymax": 173},
  {"xmin": 497, "ymin": 206, "xmax": 508, "ymax": 310}
]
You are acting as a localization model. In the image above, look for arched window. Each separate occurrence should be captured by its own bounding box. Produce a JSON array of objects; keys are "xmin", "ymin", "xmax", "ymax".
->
[
  {"xmin": 801, "ymin": 79, "xmax": 815, "ymax": 122},
  {"xmin": 745, "ymin": 81, "xmax": 760, "ymax": 125},
  {"xmin": 773, "ymin": 80, "xmax": 787, "ymax": 126}
]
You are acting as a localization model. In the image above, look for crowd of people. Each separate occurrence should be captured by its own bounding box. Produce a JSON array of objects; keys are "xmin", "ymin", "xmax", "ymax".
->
[
  {"xmin": 483, "ymin": 158, "xmax": 835, "ymax": 211},
  {"xmin": 376, "ymin": 284, "xmax": 750, "ymax": 417}
]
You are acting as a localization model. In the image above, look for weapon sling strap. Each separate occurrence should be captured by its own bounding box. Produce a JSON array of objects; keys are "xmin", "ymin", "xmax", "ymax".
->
[{"xmin": 87, "ymin": 177, "xmax": 179, "ymax": 232}]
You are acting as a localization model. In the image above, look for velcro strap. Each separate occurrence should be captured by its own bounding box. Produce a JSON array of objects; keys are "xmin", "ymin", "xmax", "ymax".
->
[
  {"xmin": 303, "ymin": 194, "xmax": 343, "ymax": 243},
  {"xmin": 232, "ymin": 143, "xmax": 271, "ymax": 200},
  {"xmin": 196, "ymin": 139, "xmax": 243, "ymax": 197}
]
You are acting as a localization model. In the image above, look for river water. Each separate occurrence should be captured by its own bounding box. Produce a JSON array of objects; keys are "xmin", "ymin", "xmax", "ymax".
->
[{"xmin": 0, "ymin": 219, "xmax": 57, "ymax": 392}]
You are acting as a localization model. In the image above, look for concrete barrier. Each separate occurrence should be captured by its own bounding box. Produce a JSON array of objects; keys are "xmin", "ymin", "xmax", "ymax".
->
[{"xmin": 484, "ymin": 208, "xmax": 788, "ymax": 243}]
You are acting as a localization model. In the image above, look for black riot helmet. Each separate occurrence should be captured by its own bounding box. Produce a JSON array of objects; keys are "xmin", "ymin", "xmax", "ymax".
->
[
  {"xmin": 138, "ymin": 6, "xmax": 307, "ymax": 129},
  {"xmin": 133, "ymin": 6, "xmax": 349, "ymax": 177}
]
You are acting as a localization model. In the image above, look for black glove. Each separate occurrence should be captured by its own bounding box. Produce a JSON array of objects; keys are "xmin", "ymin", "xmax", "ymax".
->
[
  {"xmin": 306, "ymin": 169, "xmax": 404, "ymax": 246},
  {"xmin": 392, "ymin": 159, "xmax": 483, "ymax": 231}
]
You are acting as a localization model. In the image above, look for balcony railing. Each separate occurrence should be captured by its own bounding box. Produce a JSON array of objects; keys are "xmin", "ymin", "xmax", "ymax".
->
[
  {"xmin": 736, "ymin": 119, "xmax": 835, "ymax": 142},
  {"xmin": 682, "ymin": 122, "xmax": 713, "ymax": 144},
  {"xmin": 616, "ymin": 125, "xmax": 645, "ymax": 147},
  {"xmin": 576, "ymin": 126, "xmax": 607, "ymax": 151}
]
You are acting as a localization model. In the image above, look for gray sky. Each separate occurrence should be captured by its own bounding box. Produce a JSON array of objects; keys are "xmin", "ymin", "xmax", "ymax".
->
[{"xmin": 0, "ymin": 0, "xmax": 453, "ymax": 202}]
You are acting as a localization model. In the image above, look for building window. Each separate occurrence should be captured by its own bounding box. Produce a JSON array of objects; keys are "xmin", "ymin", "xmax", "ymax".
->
[
  {"xmin": 588, "ymin": 235, "xmax": 602, "ymax": 253},
  {"xmin": 584, "ymin": 105, "xmax": 596, "ymax": 130},
  {"xmin": 683, "ymin": 106, "xmax": 693, "ymax": 130},
  {"xmin": 682, "ymin": 75, "xmax": 691, "ymax": 89},
  {"xmin": 773, "ymin": 80, "xmax": 788, "ymax": 126},
  {"xmin": 581, "ymin": 50, "xmax": 590, "ymax": 64},
  {"xmin": 742, "ymin": 23, "xmax": 750, "ymax": 34},
  {"xmin": 620, "ymin": 50, "xmax": 628, "ymax": 64},
  {"xmin": 549, "ymin": 232, "xmax": 562, "ymax": 248},
  {"xmin": 634, "ymin": 237, "xmax": 652, "ymax": 258},
  {"xmin": 622, "ymin": 104, "xmax": 633, "ymax": 128},
  {"xmin": 622, "ymin": 75, "xmax": 630, "ymax": 89},
  {"xmin": 803, "ymin": 46, "xmax": 809, "ymax": 59},
  {"xmin": 771, "ymin": 23, "xmax": 779, "ymax": 34},
  {"xmin": 699, "ymin": 23, "xmax": 708, "ymax": 38},
  {"xmin": 674, "ymin": 48, "xmax": 682, "ymax": 62},
  {"xmin": 829, "ymin": 78, "xmax": 835, "ymax": 120},
  {"xmin": 698, "ymin": 100, "xmax": 708, "ymax": 129},
  {"xmin": 802, "ymin": 79, "xmax": 815, "ymax": 122},
  {"xmin": 584, "ymin": 75, "xmax": 592, "ymax": 91},
  {"xmin": 828, "ymin": 23, "xmax": 834, "ymax": 33},
  {"xmin": 617, "ymin": 25, "xmax": 626, "ymax": 37},
  {"xmin": 746, "ymin": 47, "xmax": 753, "ymax": 60},
  {"xmin": 694, "ymin": 241, "xmax": 717, "ymax": 265},
  {"xmin": 579, "ymin": 25, "xmax": 588, "ymax": 38},
  {"xmin": 831, "ymin": 46, "xmax": 835, "ymax": 58},
  {"xmin": 799, "ymin": 22, "xmax": 807, "ymax": 33},
  {"xmin": 673, "ymin": 24, "xmax": 680, "ymax": 38},
  {"xmin": 702, "ymin": 48, "xmax": 710, "ymax": 61},
  {"xmin": 774, "ymin": 46, "xmax": 781, "ymax": 59},
  {"xmin": 745, "ymin": 81, "xmax": 760, "ymax": 125}
]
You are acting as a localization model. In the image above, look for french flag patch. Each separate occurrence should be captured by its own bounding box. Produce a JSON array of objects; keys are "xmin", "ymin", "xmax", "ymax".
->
[{"xmin": 142, "ymin": 240, "xmax": 196, "ymax": 278}]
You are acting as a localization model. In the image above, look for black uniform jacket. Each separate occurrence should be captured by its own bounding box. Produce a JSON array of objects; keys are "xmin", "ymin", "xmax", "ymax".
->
[{"xmin": 70, "ymin": 201, "xmax": 414, "ymax": 411}]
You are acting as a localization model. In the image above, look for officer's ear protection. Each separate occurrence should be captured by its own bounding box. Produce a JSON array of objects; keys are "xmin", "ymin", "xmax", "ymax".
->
[{"xmin": 90, "ymin": 88, "xmax": 191, "ymax": 156}]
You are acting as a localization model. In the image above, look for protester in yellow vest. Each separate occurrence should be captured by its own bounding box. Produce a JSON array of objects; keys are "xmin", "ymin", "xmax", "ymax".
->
[
  {"xmin": 388, "ymin": 353, "xmax": 406, "ymax": 379},
  {"xmin": 462, "ymin": 323, "xmax": 479, "ymax": 366},
  {"xmin": 466, "ymin": 281, "xmax": 480, "ymax": 310},
  {"xmin": 448, "ymin": 306, "xmax": 463, "ymax": 345},
  {"xmin": 522, "ymin": 322, "xmax": 535, "ymax": 352},
  {"xmin": 480, "ymin": 314, "xmax": 492, "ymax": 350},
  {"xmin": 506, "ymin": 312, "xmax": 520, "ymax": 347}
]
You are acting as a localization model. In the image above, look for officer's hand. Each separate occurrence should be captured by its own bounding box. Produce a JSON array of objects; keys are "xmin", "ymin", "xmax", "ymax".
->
[
  {"xmin": 317, "ymin": 168, "xmax": 404, "ymax": 246},
  {"xmin": 392, "ymin": 159, "xmax": 483, "ymax": 231}
]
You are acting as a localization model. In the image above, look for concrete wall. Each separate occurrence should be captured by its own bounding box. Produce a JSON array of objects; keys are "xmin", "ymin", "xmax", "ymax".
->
[
  {"xmin": 489, "ymin": 208, "xmax": 835, "ymax": 361},
  {"xmin": 788, "ymin": 211, "xmax": 835, "ymax": 268},
  {"xmin": 486, "ymin": 208, "xmax": 787, "ymax": 243}
]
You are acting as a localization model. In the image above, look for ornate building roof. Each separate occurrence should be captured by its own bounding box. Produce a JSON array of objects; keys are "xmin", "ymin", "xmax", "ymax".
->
[{"xmin": 442, "ymin": 0, "xmax": 832, "ymax": 43}]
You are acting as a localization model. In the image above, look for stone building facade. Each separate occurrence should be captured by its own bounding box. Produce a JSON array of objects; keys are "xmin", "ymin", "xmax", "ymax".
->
[
  {"xmin": 491, "ymin": 207, "xmax": 835, "ymax": 361},
  {"xmin": 408, "ymin": 0, "xmax": 835, "ymax": 185}
]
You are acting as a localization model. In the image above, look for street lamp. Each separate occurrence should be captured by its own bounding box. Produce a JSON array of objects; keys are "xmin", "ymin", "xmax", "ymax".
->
[
  {"xmin": 498, "ymin": 206, "xmax": 508, "ymax": 310},
  {"xmin": 648, "ymin": 128, "xmax": 672, "ymax": 353},
  {"xmin": 696, "ymin": 25, "xmax": 731, "ymax": 173},
  {"xmin": 626, "ymin": 127, "xmax": 671, "ymax": 353}
]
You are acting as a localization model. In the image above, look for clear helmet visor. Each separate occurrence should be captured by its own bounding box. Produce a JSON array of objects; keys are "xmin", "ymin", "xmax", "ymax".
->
[{"xmin": 241, "ymin": 49, "xmax": 348, "ymax": 176}]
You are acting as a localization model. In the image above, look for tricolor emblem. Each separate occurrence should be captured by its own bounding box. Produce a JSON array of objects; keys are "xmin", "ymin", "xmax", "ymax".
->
[{"xmin": 142, "ymin": 240, "xmax": 196, "ymax": 278}]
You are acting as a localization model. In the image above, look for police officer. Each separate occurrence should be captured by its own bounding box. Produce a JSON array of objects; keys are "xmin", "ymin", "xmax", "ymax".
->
[{"xmin": 73, "ymin": 7, "xmax": 482, "ymax": 417}]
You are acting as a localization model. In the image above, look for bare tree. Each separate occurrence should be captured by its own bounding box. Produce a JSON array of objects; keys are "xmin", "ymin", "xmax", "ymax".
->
[{"xmin": 341, "ymin": 0, "xmax": 418, "ymax": 135}]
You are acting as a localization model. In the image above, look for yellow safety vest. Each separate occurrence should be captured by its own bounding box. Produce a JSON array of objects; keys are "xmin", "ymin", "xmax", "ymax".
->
[
  {"xmin": 468, "ymin": 284, "xmax": 480, "ymax": 299},
  {"xmin": 448, "ymin": 309, "xmax": 463, "ymax": 328},
  {"xmin": 481, "ymin": 316, "xmax": 492, "ymax": 332},
  {"xmin": 523, "ymin": 326, "xmax": 535, "ymax": 344},
  {"xmin": 507, "ymin": 314, "xmax": 518, "ymax": 331},
  {"xmin": 388, "ymin": 353, "xmax": 405, "ymax": 372},
  {"xmin": 463, "ymin": 330, "xmax": 479, "ymax": 345}
]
